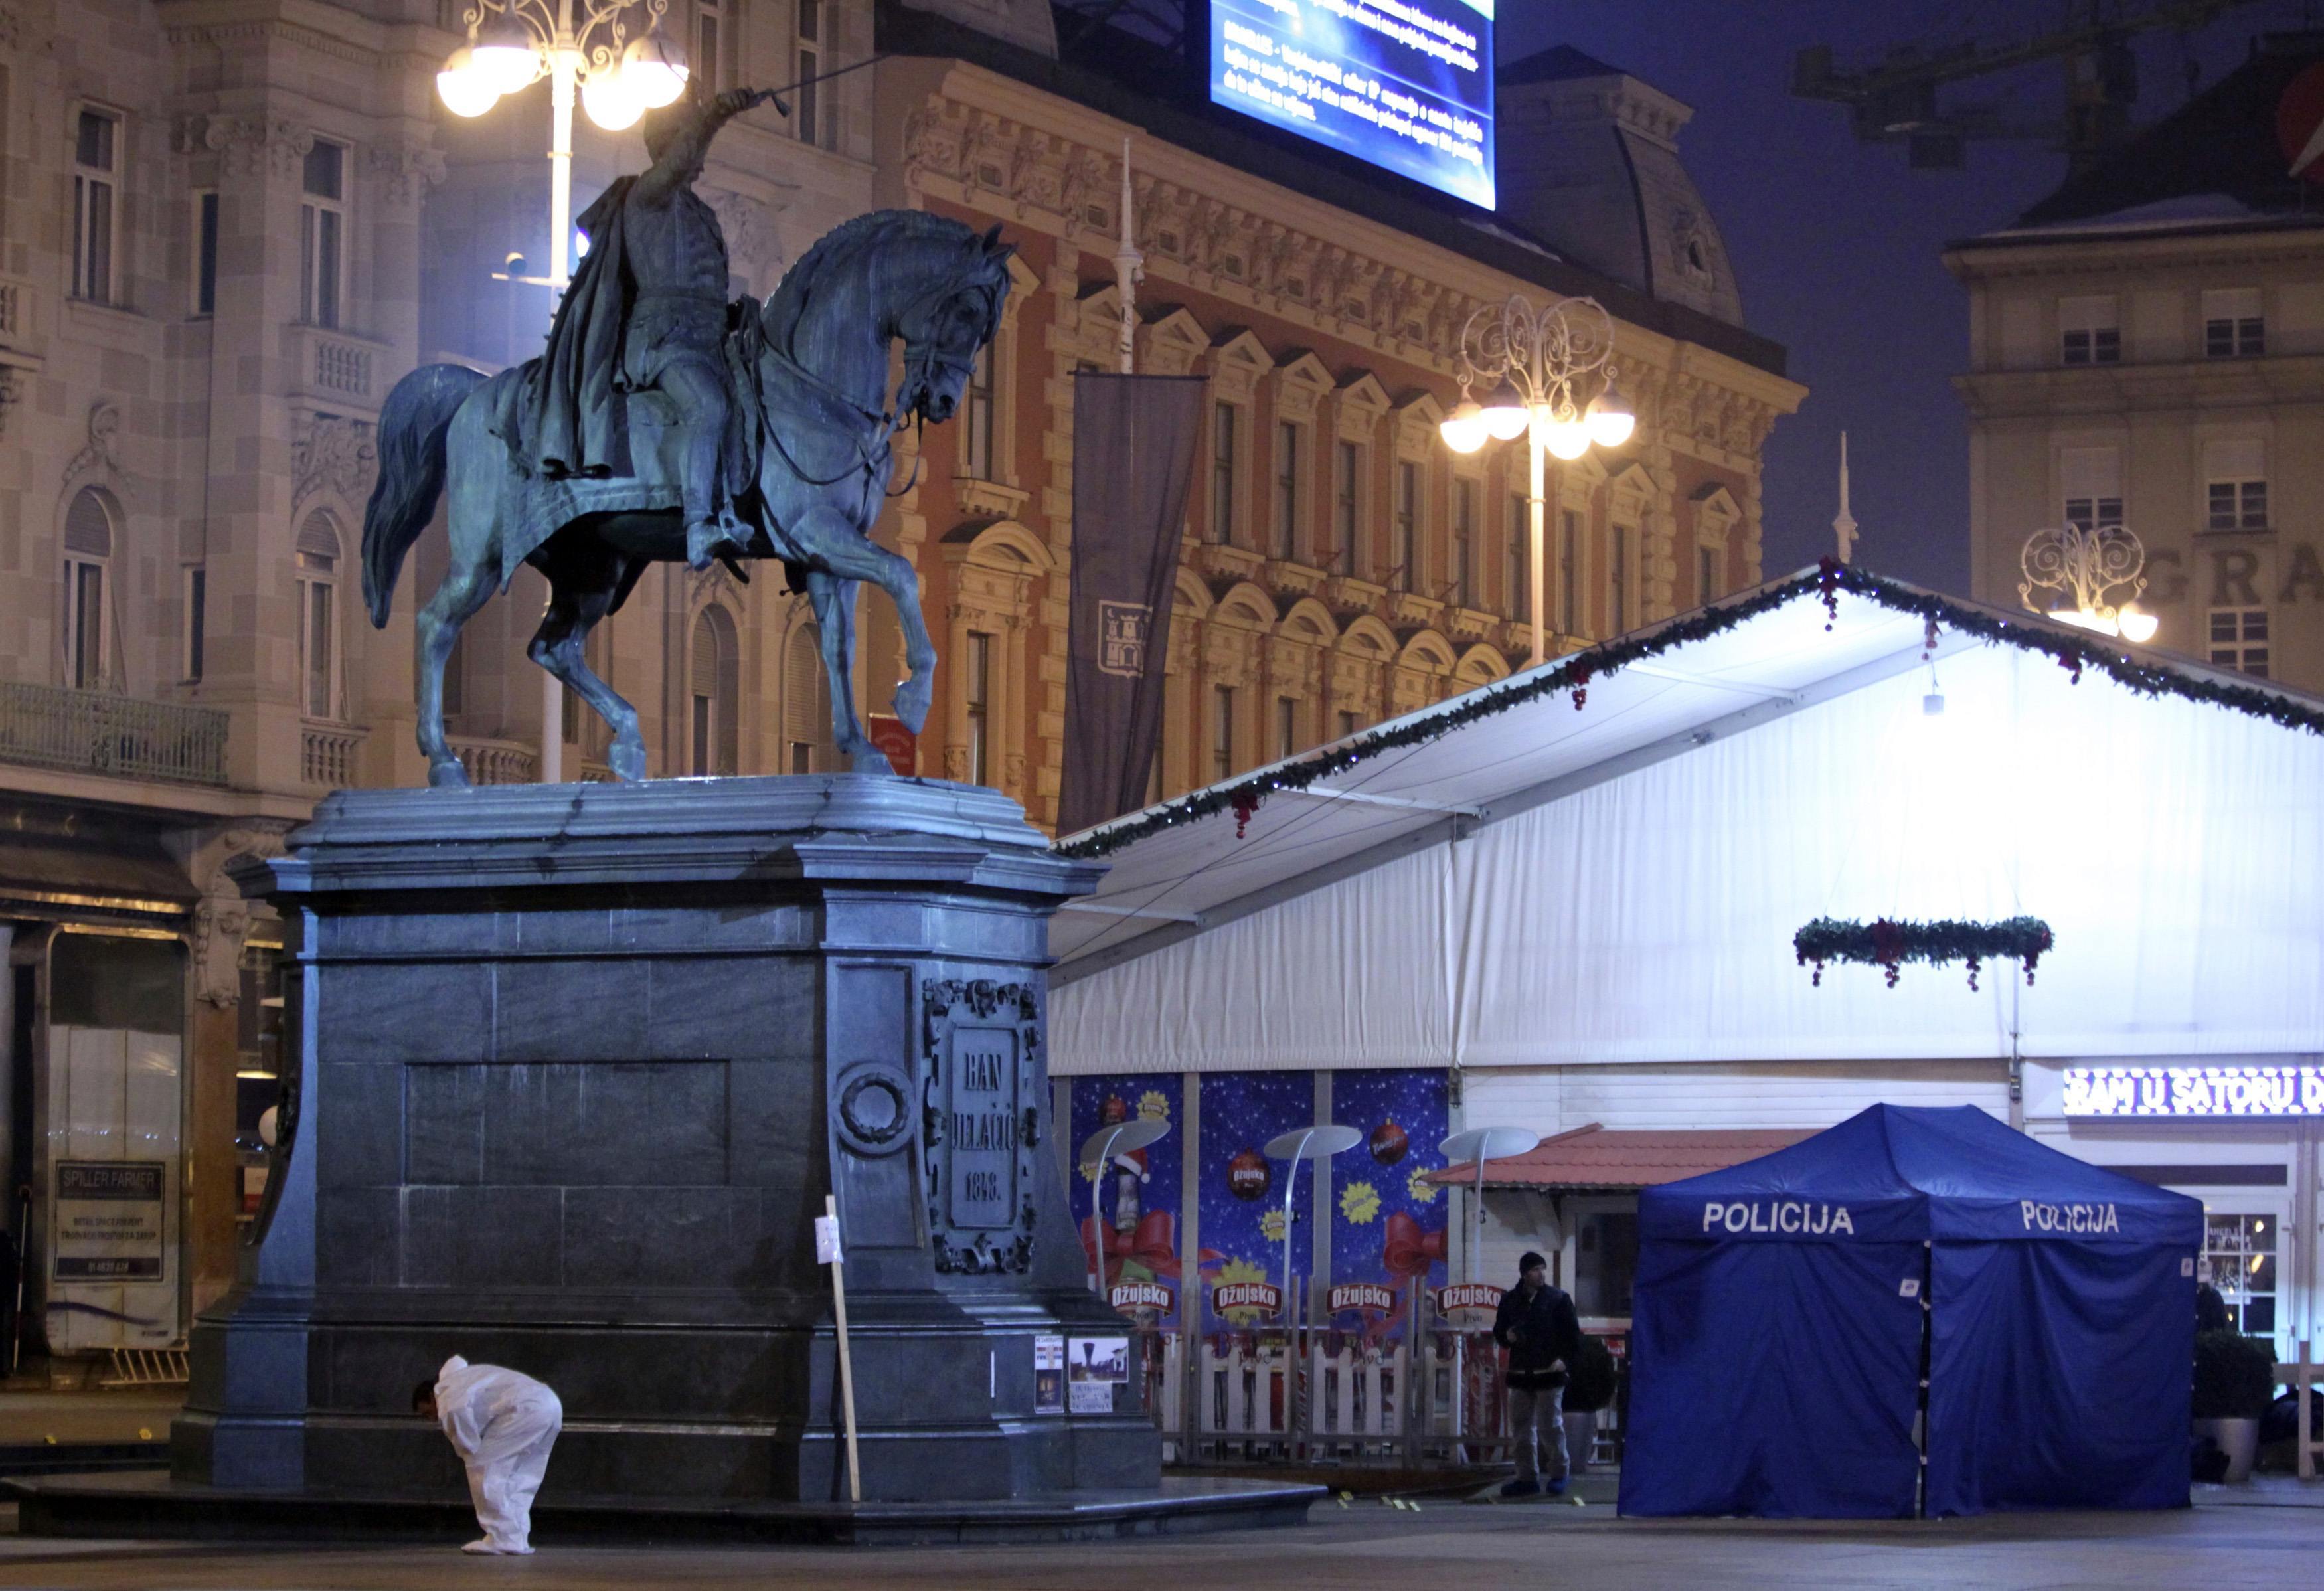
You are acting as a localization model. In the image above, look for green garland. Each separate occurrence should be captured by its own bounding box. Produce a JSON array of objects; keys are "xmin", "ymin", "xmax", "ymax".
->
[
  {"xmin": 1056, "ymin": 560, "xmax": 2324, "ymax": 861},
  {"xmin": 1793, "ymin": 916, "xmax": 2054, "ymax": 991}
]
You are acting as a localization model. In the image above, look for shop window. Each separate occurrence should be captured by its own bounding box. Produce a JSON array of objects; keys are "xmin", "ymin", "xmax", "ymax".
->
[
  {"xmin": 1573, "ymin": 1209, "xmax": 1637, "ymax": 1317},
  {"xmin": 295, "ymin": 511, "xmax": 343, "ymax": 720},
  {"xmin": 2203, "ymin": 1213, "xmax": 2276, "ymax": 1335},
  {"xmin": 688, "ymin": 606, "xmax": 738, "ymax": 776},
  {"xmin": 299, "ymin": 141, "xmax": 345, "ymax": 330},
  {"xmin": 2208, "ymin": 608, "xmax": 2269, "ymax": 677},
  {"xmin": 62, "ymin": 487, "xmax": 114, "ymax": 691},
  {"xmin": 70, "ymin": 108, "xmax": 118, "ymax": 305},
  {"xmin": 2202, "ymin": 288, "xmax": 2264, "ymax": 358}
]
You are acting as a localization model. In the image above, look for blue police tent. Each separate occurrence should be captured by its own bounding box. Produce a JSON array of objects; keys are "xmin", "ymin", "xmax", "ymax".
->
[{"xmin": 1618, "ymin": 1104, "xmax": 2203, "ymax": 1519}]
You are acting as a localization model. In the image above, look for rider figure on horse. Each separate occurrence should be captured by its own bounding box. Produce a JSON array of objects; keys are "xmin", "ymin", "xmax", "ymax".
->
[{"xmin": 517, "ymin": 82, "xmax": 784, "ymax": 572}]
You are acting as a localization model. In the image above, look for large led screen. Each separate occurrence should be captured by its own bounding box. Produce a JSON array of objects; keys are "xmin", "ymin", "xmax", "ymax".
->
[{"xmin": 1210, "ymin": 0, "xmax": 1496, "ymax": 210}]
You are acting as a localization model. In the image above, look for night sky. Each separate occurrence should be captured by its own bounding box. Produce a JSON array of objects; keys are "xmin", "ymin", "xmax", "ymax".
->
[{"xmin": 1500, "ymin": 1, "xmax": 2324, "ymax": 594}]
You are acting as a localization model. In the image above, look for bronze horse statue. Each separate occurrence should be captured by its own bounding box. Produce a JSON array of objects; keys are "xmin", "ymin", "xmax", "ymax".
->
[{"xmin": 361, "ymin": 210, "xmax": 1014, "ymax": 785}]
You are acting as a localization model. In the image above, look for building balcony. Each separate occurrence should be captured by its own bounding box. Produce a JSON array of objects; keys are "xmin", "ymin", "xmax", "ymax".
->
[
  {"xmin": 1192, "ymin": 543, "xmax": 1267, "ymax": 584},
  {"xmin": 1323, "ymin": 573, "xmax": 1384, "ymax": 614},
  {"xmin": 1386, "ymin": 590, "xmax": 1446, "ymax": 628},
  {"xmin": 450, "ymin": 735, "xmax": 539, "ymax": 785},
  {"xmin": 287, "ymin": 323, "xmax": 395, "ymax": 416},
  {"xmin": 0, "ymin": 274, "xmax": 41, "ymax": 356},
  {"xmin": 1260, "ymin": 558, "xmax": 1327, "ymax": 599},
  {"xmin": 1445, "ymin": 605, "xmax": 1498, "ymax": 642},
  {"xmin": 299, "ymin": 720, "xmax": 368, "ymax": 790},
  {"xmin": 0, "ymin": 683, "xmax": 229, "ymax": 787}
]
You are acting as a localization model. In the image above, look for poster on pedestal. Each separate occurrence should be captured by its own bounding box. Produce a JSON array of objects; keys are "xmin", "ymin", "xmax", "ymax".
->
[{"xmin": 1068, "ymin": 1335, "xmax": 1131, "ymax": 1413}]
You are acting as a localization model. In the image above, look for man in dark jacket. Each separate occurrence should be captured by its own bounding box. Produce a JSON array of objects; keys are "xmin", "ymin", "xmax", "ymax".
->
[{"xmin": 1493, "ymin": 1250, "xmax": 1583, "ymax": 1498}]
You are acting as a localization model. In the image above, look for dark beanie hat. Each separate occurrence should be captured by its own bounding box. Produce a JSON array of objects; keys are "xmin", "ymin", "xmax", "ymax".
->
[{"xmin": 1518, "ymin": 1251, "xmax": 1547, "ymax": 1274}]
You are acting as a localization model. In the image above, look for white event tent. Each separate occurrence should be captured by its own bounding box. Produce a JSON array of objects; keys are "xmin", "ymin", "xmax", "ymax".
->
[
  {"xmin": 1054, "ymin": 569, "xmax": 2323, "ymax": 1072},
  {"xmin": 1049, "ymin": 570, "xmax": 2324, "ymax": 1339}
]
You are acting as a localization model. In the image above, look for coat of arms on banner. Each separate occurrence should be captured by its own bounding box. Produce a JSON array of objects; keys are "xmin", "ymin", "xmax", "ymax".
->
[{"xmin": 1098, "ymin": 601, "xmax": 1151, "ymax": 677}]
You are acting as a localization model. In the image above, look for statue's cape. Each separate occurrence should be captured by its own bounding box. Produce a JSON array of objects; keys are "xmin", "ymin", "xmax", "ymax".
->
[{"xmin": 517, "ymin": 178, "xmax": 637, "ymax": 479}]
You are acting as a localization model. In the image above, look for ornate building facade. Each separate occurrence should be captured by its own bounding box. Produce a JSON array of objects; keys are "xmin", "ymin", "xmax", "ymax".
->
[
  {"xmin": 0, "ymin": 0, "xmax": 1796, "ymax": 1359},
  {"xmin": 1949, "ymin": 34, "xmax": 2324, "ymax": 694},
  {"xmin": 867, "ymin": 11, "xmax": 1801, "ymax": 824}
]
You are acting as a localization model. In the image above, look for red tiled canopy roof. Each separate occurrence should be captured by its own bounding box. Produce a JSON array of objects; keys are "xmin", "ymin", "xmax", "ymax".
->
[{"xmin": 1430, "ymin": 1124, "xmax": 1817, "ymax": 1191}]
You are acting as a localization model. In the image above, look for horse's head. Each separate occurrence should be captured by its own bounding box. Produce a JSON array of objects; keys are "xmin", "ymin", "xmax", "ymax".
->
[{"xmin": 894, "ymin": 223, "xmax": 1015, "ymax": 427}]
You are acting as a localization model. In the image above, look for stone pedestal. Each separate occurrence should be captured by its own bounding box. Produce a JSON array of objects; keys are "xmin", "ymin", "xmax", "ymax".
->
[{"xmin": 171, "ymin": 776, "xmax": 1157, "ymax": 1504}]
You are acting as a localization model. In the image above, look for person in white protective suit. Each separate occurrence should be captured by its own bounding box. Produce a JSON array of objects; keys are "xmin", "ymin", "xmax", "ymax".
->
[{"xmin": 413, "ymin": 1355, "xmax": 564, "ymax": 1554}]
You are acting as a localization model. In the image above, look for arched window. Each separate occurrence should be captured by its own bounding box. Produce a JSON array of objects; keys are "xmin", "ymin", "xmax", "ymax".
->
[
  {"xmin": 295, "ymin": 511, "xmax": 343, "ymax": 720},
  {"xmin": 689, "ymin": 606, "xmax": 738, "ymax": 776},
  {"xmin": 783, "ymin": 621, "xmax": 830, "ymax": 774},
  {"xmin": 61, "ymin": 487, "xmax": 114, "ymax": 690}
]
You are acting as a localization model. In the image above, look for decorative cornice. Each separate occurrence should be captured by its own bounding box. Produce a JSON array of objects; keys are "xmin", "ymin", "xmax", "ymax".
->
[
  {"xmin": 367, "ymin": 135, "xmax": 446, "ymax": 208},
  {"xmin": 198, "ymin": 114, "xmax": 315, "ymax": 181},
  {"xmin": 164, "ymin": 17, "xmax": 384, "ymax": 70},
  {"xmin": 902, "ymin": 88, "xmax": 1788, "ymax": 470}
]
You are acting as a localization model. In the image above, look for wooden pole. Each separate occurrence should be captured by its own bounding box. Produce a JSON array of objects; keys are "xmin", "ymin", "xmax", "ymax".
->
[{"xmin": 824, "ymin": 1194, "xmax": 862, "ymax": 1503}]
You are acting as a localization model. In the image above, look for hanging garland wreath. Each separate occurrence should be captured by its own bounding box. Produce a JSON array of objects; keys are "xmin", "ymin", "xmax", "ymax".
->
[
  {"xmin": 1793, "ymin": 916, "xmax": 2054, "ymax": 991},
  {"xmin": 1057, "ymin": 560, "xmax": 2324, "ymax": 863}
]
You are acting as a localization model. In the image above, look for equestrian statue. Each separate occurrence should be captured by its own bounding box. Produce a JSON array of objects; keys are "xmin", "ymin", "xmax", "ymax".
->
[{"xmin": 361, "ymin": 84, "xmax": 1015, "ymax": 786}]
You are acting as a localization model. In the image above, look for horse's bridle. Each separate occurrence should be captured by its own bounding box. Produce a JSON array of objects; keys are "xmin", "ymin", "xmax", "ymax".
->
[{"xmin": 758, "ymin": 270, "xmax": 1005, "ymax": 505}]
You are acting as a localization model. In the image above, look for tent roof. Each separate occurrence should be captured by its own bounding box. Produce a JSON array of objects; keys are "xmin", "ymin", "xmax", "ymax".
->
[
  {"xmin": 1431, "ymin": 1126, "xmax": 1816, "ymax": 1191},
  {"xmin": 1638, "ymin": 1105, "xmax": 2204, "ymax": 1245},
  {"xmin": 1053, "ymin": 566, "xmax": 2324, "ymax": 983}
]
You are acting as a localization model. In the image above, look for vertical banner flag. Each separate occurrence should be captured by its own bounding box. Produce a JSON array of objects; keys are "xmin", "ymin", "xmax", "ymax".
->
[
  {"xmin": 1058, "ymin": 373, "xmax": 1208, "ymax": 835},
  {"xmin": 1070, "ymin": 1074, "xmax": 1187, "ymax": 1328},
  {"xmin": 1198, "ymin": 1072, "xmax": 1317, "ymax": 1337},
  {"xmin": 1328, "ymin": 1070, "xmax": 1450, "ymax": 1344}
]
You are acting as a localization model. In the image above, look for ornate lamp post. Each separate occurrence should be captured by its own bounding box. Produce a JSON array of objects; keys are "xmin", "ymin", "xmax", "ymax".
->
[
  {"xmin": 437, "ymin": 0, "xmax": 685, "ymax": 782},
  {"xmin": 1438, "ymin": 295, "xmax": 1634, "ymax": 668},
  {"xmin": 436, "ymin": 0, "xmax": 689, "ymax": 293},
  {"xmin": 2018, "ymin": 521, "xmax": 2159, "ymax": 643}
]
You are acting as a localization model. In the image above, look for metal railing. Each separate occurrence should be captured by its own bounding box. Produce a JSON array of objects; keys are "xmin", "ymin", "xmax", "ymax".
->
[
  {"xmin": 0, "ymin": 682, "xmax": 229, "ymax": 786},
  {"xmin": 299, "ymin": 721, "xmax": 367, "ymax": 789},
  {"xmin": 450, "ymin": 735, "xmax": 538, "ymax": 785}
]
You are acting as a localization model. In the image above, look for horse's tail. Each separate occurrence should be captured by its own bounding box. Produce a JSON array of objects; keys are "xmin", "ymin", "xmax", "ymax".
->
[{"xmin": 363, "ymin": 363, "xmax": 487, "ymax": 628}]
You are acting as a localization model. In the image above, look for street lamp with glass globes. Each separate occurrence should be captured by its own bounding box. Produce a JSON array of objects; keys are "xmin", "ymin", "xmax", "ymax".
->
[
  {"xmin": 435, "ymin": 0, "xmax": 689, "ymax": 292},
  {"xmin": 437, "ymin": 0, "xmax": 685, "ymax": 786},
  {"xmin": 1437, "ymin": 294, "xmax": 1633, "ymax": 667}
]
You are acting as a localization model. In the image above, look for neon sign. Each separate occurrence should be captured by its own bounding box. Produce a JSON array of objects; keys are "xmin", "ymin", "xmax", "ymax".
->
[{"xmin": 2061, "ymin": 1066, "xmax": 2324, "ymax": 1117}]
